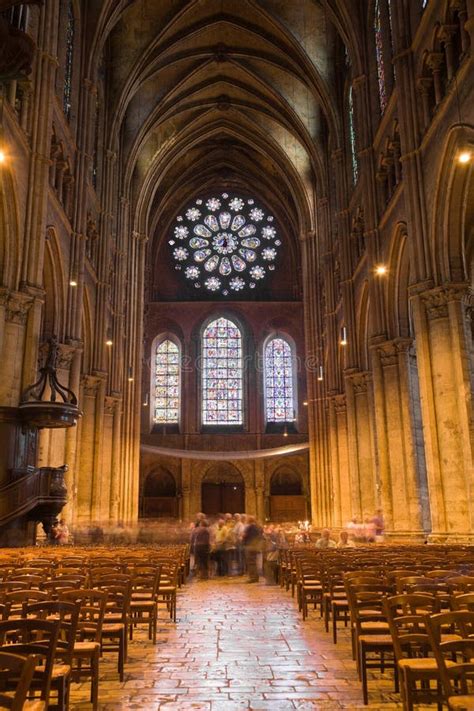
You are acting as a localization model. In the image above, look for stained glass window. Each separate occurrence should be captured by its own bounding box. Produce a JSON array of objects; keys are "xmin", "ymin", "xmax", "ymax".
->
[
  {"xmin": 170, "ymin": 193, "xmax": 280, "ymax": 296},
  {"xmin": 63, "ymin": 0, "xmax": 75, "ymax": 120},
  {"xmin": 202, "ymin": 317, "xmax": 243, "ymax": 425},
  {"xmin": 348, "ymin": 86, "xmax": 358, "ymax": 184},
  {"xmin": 265, "ymin": 337, "xmax": 296, "ymax": 423},
  {"xmin": 374, "ymin": 0, "xmax": 387, "ymax": 114},
  {"xmin": 153, "ymin": 339, "xmax": 180, "ymax": 424}
]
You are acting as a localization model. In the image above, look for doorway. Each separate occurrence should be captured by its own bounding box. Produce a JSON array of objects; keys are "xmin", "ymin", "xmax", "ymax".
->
[{"xmin": 201, "ymin": 464, "xmax": 245, "ymax": 515}]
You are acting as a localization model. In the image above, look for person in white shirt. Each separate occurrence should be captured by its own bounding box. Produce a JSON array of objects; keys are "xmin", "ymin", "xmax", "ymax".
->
[
  {"xmin": 337, "ymin": 530, "xmax": 356, "ymax": 548},
  {"xmin": 315, "ymin": 528, "xmax": 337, "ymax": 549}
]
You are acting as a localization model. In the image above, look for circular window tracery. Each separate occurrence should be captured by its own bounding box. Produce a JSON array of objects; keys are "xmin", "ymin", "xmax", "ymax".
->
[{"xmin": 169, "ymin": 193, "xmax": 280, "ymax": 295}]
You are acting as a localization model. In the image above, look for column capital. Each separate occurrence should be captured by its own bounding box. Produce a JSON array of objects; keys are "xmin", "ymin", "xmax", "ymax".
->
[
  {"xmin": 420, "ymin": 283, "xmax": 472, "ymax": 320},
  {"xmin": 345, "ymin": 370, "xmax": 372, "ymax": 394}
]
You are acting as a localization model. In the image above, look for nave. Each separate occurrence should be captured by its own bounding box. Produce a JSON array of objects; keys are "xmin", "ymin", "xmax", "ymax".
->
[{"xmin": 70, "ymin": 577, "xmax": 429, "ymax": 711}]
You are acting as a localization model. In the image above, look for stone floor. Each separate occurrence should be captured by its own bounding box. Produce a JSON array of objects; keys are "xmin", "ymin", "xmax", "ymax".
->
[{"xmin": 70, "ymin": 577, "xmax": 435, "ymax": 710}]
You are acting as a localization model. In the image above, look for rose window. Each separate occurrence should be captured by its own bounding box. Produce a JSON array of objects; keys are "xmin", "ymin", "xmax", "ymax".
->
[{"xmin": 169, "ymin": 193, "xmax": 280, "ymax": 295}]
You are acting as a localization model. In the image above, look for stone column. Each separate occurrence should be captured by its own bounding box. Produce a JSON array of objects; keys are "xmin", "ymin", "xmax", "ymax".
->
[
  {"xmin": 371, "ymin": 339, "xmax": 427, "ymax": 538},
  {"xmin": 344, "ymin": 371, "xmax": 376, "ymax": 519},
  {"xmin": 328, "ymin": 394, "xmax": 352, "ymax": 527},
  {"xmin": 254, "ymin": 459, "xmax": 265, "ymax": 522},
  {"xmin": 410, "ymin": 284, "xmax": 474, "ymax": 538}
]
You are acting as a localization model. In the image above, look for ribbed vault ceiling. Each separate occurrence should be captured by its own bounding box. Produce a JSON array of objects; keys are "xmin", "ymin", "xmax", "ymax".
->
[{"xmin": 91, "ymin": 0, "xmax": 355, "ymax": 285}]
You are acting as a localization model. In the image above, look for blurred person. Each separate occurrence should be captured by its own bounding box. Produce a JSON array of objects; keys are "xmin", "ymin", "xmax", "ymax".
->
[
  {"xmin": 295, "ymin": 530, "xmax": 310, "ymax": 544},
  {"xmin": 372, "ymin": 509, "xmax": 385, "ymax": 541},
  {"xmin": 364, "ymin": 516, "xmax": 376, "ymax": 543},
  {"xmin": 55, "ymin": 518, "xmax": 70, "ymax": 545},
  {"xmin": 243, "ymin": 515, "xmax": 263, "ymax": 583},
  {"xmin": 263, "ymin": 525, "xmax": 279, "ymax": 585},
  {"xmin": 213, "ymin": 519, "xmax": 228, "ymax": 576},
  {"xmin": 315, "ymin": 528, "xmax": 336, "ymax": 549},
  {"xmin": 337, "ymin": 530, "xmax": 355, "ymax": 549},
  {"xmin": 233, "ymin": 514, "xmax": 245, "ymax": 575},
  {"xmin": 223, "ymin": 517, "xmax": 237, "ymax": 575},
  {"xmin": 194, "ymin": 520, "xmax": 211, "ymax": 580}
]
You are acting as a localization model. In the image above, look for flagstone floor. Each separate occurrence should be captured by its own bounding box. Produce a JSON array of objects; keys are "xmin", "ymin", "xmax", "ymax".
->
[{"xmin": 70, "ymin": 576, "xmax": 434, "ymax": 710}]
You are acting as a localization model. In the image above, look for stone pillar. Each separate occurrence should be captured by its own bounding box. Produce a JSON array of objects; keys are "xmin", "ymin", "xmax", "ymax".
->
[
  {"xmin": 371, "ymin": 339, "xmax": 427, "ymax": 537},
  {"xmin": 344, "ymin": 371, "xmax": 376, "ymax": 519},
  {"xmin": 410, "ymin": 284, "xmax": 473, "ymax": 538},
  {"xmin": 181, "ymin": 459, "xmax": 192, "ymax": 522},
  {"xmin": 255, "ymin": 459, "xmax": 265, "ymax": 522},
  {"xmin": 328, "ymin": 394, "xmax": 352, "ymax": 527}
]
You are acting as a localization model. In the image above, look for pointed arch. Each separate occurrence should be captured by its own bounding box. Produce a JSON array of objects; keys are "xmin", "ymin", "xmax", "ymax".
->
[
  {"xmin": 201, "ymin": 315, "xmax": 243, "ymax": 426},
  {"xmin": 151, "ymin": 333, "xmax": 181, "ymax": 426},
  {"xmin": 263, "ymin": 334, "xmax": 297, "ymax": 423}
]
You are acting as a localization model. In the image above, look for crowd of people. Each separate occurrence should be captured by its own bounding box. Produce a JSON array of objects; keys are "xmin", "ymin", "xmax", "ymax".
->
[
  {"xmin": 190, "ymin": 513, "xmax": 287, "ymax": 583},
  {"xmin": 310, "ymin": 510, "xmax": 385, "ymax": 549}
]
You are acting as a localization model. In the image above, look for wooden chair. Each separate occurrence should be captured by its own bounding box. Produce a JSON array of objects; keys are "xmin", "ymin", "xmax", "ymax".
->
[
  {"xmin": 0, "ymin": 651, "xmax": 43, "ymax": 711},
  {"xmin": 129, "ymin": 567, "xmax": 161, "ymax": 644},
  {"xmin": 425, "ymin": 610, "xmax": 474, "ymax": 710},
  {"xmin": 24, "ymin": 601, "xmax": 79, "ymax": 711},
  {"xmin": 346, "ymin": 583, "xmax": 394, "ymax": 705},
  {"xmin": 0, "ymin": 618, "xmax": 60, "ymax": 709},
  {"xmin": 383, "ymin": 593, "xmax": 446, "ymax": 711},
  {"xmin": 95, "ymin": 583, "xmax": 130, "ymax": 681},
  {"xmin": 155, "ymin": 563, "xmax": 178, "ymax": 623},
  {"xmin": 60, "ymin": 589, "xmax": 107, "ymax": 711},
  {"xmin": 4, "ymin": 591, "xmax": 48, "ymax": 618}
]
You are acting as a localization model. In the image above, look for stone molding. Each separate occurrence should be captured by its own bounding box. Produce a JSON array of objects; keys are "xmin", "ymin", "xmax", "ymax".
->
[
  {"xmin": 420, "ymin": 284, "xmax": 472, "ymax": 320},
  {"xmin": 345, "ymin": 370, "xmax": 372, "ymax": 394},
  {"xmin": 104, "ymin": 396, "xmax": 120, "ymax": 415},
  {"xmin": 1, "ymin": 291, "xmax": 34, "ymax": 326},
  {"xmin": 332, "ymin": 393, "xmax": 347, "ymax": 414},
  {"xmin": 81, "ymin": 374, "xmax": 103, "ymax": 397},
  {"xmin": 374, "ymin": 338, "xmax": 414, "ymax": 366}
]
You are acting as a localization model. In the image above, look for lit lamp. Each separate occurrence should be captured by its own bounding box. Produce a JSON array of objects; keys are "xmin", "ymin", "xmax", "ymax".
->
[
  {"xmin": 303, "ymin": 400, "xmax": 308, "ymax": 406},
  {"xmin": 69, "ymin": 278, "xmax": 78, "ymax": 287},
  {"xmin": 375, "ymin": 264, "xmax": 387, "ymax": 276},
  {"xmin": 283, "ymin": 423, "xmax": 289, "ymax": 438},
  {"xmin": 458, "ymin": 149, "xmax": 472, "ymax": 164},
  {"xmin": 340, "ymin": 326, "xmax": 348, "ymax": 346},
  {"xmin": 128, "ymin": 366, "xmax": 134, "ymax": 383},
  {"xmin": 0, "ymin": 148, "xmax": 6, "ymax": 165},
  {"xmin": 317, "ymin": 365, "xmax": 324, "ymax": 381},
  {"xmin": 454, "ymin": 75, "xmax": 472, "ymax": 165},
  {"xmin": 143, "ymin": 393, "xmax": 149, "ymax": 407},
  {"xmin": 105, "ymin": 329, "xmax": 113, "ymax": 347}
]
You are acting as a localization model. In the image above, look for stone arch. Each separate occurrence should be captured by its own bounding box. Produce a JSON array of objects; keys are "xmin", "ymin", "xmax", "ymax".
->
[
  {"xmin": 141, "ymin": 466, "xmax": 178, "ymax": 518},
  {"xmin": 431, "ymin": 124, "xmax": 474, "ymax": 284},
  {"xmin": 387, "ymin": 223, "xmax": 412, "ymax": 339},
  {"xmin": 356, "ymin": 281, "xmax": 370, "ymax": 371},
  {"xmin": 0, "ymin": 164, "xmax": 20, "ymax": 290},
  {"xmin": 201, "ymin": 462, "xmax": 246, "ymax": 516},
  {"xmin": 42, "ymin": 228, "xmax": 66, "ymax": 342},
  {"xmin": 270, "ymin": 467, "xmax": 303, "ymax": 496}
]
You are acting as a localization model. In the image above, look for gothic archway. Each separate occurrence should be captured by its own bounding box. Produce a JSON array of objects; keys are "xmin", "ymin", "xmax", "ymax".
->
[
  {"xmin": 141, "ymin": 467, "xmax": 177, "ymax": 518},
  {"xmin": 269, "ymin": 467, "xmax": 306, "ymax": 521},
  {"xmin": 201, "ymin": 463, "xmax": 245, "ymax": 516}
]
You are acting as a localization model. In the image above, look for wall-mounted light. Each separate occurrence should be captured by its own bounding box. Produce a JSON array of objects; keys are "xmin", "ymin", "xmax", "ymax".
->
[
  {"xmin": 458, "ymin": 149, "xmax": 472, "ymax": 164},
  {"xmin": 340, "ymin": 326, "xmax": 348, "ymax": 346},
  {"xmin": 303, "ymin": 400, "xmax": 308, "ymax": 407},
  {"xmin": 69, "ymin": 278, "xmax": 77, "ymax": 287},
  {"xmin": 105, "ymin": 328, "xmax": 113, "ymax": 347},
  {"xmin": 128, "ymin": 366, "xmax": 134, "ymax": 383},
  {"xmin": 143, "ymin": 393, "xmax": 149, "ymax": 407},
  {"xmin": 0, "ymin": 148, "xmax": 6, "ymax": 165},
  {"xmin": 283, "ymin": 423, "xmax": 289, "ymax": 438},
  {"xmin": 317, "ymin": 365, "xmax": 324, "ymax": 381},
  {"xmin": 375, "ymin": 264, "xmax": 387, "ymax": 276}
]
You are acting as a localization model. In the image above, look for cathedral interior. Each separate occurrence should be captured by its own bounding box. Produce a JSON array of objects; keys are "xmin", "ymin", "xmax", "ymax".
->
[{"xmin": 0, "ymin": 0, "xmax": 472, "ymax": 544}]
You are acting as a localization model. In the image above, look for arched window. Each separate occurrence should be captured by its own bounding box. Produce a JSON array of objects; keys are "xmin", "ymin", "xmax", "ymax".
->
[
  {"xmin": 348, "ymin": 85, "xmax": 359, "ymax": 184},
  {"xmin": 202, "ymin": 317, "xmax": 243, "ymax": 425},
  {"xmin": 153, "ymin": 338, "xmax": 180, "ymax": 424},
  {"xmin": 63, "ymin": 0, "xmax": 75, "ymax": 119},
  {"xmin": 264, "ymin": 336, "xmax": 296, "ymax": 423}
]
